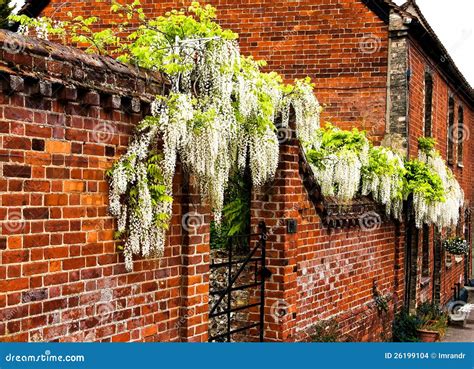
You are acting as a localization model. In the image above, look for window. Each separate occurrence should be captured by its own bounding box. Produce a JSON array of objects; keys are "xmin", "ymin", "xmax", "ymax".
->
[
  {"xmin": 447, "ymin": 96, "xmax": 455, "ymax": 164},
  {"xmin": 422, "ymin": 225, "xmax": 430, "ymax": 277},
  {"xmin": 424, "ymin": 72, "xmax": 433, "ymax": 137},
  {"xmin": 457, "ymin": 106, "xmax": 464, "ymax": 165}
]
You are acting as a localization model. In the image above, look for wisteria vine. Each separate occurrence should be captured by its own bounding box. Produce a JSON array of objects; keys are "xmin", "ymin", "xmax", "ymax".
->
[{"xmin": 13, "ymin": 2, "xmax": 464, "ymax": 271}]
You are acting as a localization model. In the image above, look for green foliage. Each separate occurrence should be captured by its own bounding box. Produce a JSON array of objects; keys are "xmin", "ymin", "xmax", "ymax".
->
[
  {"xmin": 392, "ymin": 310, "xmax": 421, "ymax": 342},
  {"xmin": 0, "ymin": 0, "xmax": 13, "ymax": 30},
  {"xmin": 305, "ymin": 124, "xmax": 369, "ymax": 170},
  {"xmin": 316, "ymin": 124, "xmax": 368, "ymax": 152},
  {"xmin": 310, "ymin": 319, "xmax": 340, "ymax": 342},
  {"xmin": 210, "ymin": 173, "xmax": 251, "ymax": 250},
  {"xmin": 418, "ymin": 137, "xmax": 436, "ymax": 156},
  {"xmin": 364, "ymin": 146, "xmax": 404, "ymax": 177},
  {"xmin": 416, "ymin": 302, "xmax": 448, "ymax": 336},
  {"xmin": 404, "ymin": 159, "xmax": 445, "ymax": 202},
  {"xmin": 107, "ymin": 150, "xmax": 172, "ymax": 234}
]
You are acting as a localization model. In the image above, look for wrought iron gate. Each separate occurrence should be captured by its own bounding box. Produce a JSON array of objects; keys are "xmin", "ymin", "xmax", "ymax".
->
[{"xmin": 209, "ymin": 221, "xmax": 269, "ymax": 342}]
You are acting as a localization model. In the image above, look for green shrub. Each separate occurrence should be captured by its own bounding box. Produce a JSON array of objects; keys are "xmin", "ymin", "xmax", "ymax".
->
[{"xmin": 392, "ymin": 310, "xmax": 421, "ymax": 342}]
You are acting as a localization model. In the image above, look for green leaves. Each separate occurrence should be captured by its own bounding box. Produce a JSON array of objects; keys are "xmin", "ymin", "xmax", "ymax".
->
[
  {"xmin": 417, "ymin": 137, "xmax": 437, "ymax": 156},
  {"xmin": 404, "ymin": 159, "xmax": 445, "ymax": 203}
]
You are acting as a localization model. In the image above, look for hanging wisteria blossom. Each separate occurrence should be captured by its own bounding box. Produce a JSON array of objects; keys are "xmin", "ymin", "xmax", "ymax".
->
[{"xmin": 90, "ymin": 3, "xmax": 321, "ymax": 270}]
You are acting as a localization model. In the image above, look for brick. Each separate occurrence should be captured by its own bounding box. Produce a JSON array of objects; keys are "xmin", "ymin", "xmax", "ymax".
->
[
  {"xmin": 23, "ymin": 262, "xmax": 48, "ymax": 276},
  {"xmin": 32, "ymin": 138, "xmax": 45, "ymax": 151},
  {"xmin": 0, "ymin": 278, "xmax": 28, "ymax": 292},
  {"xmin": 45, "ymin": 140, "xmax": 71, "ymax": 154},
  {"xmin": 62, "ymin": 258, "xmax": 86, "ymax": 270},
  {"xmin": 23, "ymin": 207, "xmax": 49, "ymax": 220},
  {"xmin": 4, "ymin": 137, "xmax": 31, "ymax": 150},
  {"xmin": 45, "ymin": 194, "xmax": 69, "ymax": 206},
  {"xmin": 63, "ymin": 181, "xmax": 85, "ymax": 192},
  {"xmin": 24, "ymin": 180, "xmax": 50, "ymax": 192},
  {"xmin": 3, "ymin": 165, "xmax": 31, "ymax": 178},
  {"xmin": 24, "ymin": 234, "xmax": 49, "ymax": 248}
]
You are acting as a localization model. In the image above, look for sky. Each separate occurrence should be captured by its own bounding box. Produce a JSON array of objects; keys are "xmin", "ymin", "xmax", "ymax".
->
[
  {"xmin": 393, "ymin": 0, "xmax": 474, "ymax": 86},
  {"xmin": 10, "ymin": 0, "xmax": 474, "ymax": 86}
]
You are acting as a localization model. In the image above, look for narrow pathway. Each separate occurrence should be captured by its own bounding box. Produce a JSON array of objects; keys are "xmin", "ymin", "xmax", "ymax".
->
[{"xmin": 442, "ymin": 291, "xmax": 474, "ymax": 342}]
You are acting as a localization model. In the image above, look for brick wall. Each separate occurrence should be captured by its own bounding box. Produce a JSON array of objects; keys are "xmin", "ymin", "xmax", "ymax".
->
[
  {"xmin": 0, "ymin": 30, "xmax": 210, "ymax": 342},
  {"xmin": 251, "ymin": 121, "xmax": 404, "ymax": 342},
  {"xmin": 40, "ymin": 0, "xmax": 389, "ymax": 143},
  {"xmin": 406, "ymin": 38, "xmax": 473, "ymax": 307}
]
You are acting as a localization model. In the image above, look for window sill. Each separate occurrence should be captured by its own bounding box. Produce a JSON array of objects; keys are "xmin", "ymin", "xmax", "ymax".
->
[
  {"xmin": 457, "ymin": 163, "xmax": 464, "ymax": 168},
  {"xmin": 455, "ymin": 255, "xmax": 463, "ymax": 263},
  {"xmin": 420, "ymin": 277, "xmax": 430, "ymax": 288},
  {"xmin": 446, "ymin": 262, "xmax": 453, "ymax": 269}
]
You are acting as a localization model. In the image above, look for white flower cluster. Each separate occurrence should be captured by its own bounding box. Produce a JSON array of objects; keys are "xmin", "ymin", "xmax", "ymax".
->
[
  {"xmin": 415, "ymin": 151, "xmax": 464, "ymax": 228},
  {"xmin": 310, "ymin": 137, "xmax": 369, "ymax": 201},
  {"xmin": 109, "ymin": 35, "xmax": 321, "ymax": 270},
  {"xmin": 361, "ymin": 147, "xmax": 405, "ymax": 219},
  {"xmin": 283, "ymin": 79, "xmax": 321, "ymax": 143},
  {"xmin": 108, "ymin": 125, "xmax": 167, "ymax": 271},
  {"xmin": 443, "ymin": 237, "xmax": 469, "ymax": 255}
]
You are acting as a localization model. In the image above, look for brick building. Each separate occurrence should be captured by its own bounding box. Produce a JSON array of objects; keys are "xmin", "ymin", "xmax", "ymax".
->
[{"xmin": 0, "ymin": 0, "xmax": 471, "ymax": 341}]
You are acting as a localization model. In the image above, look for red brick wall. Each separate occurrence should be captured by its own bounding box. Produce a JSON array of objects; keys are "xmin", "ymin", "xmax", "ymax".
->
[
  {"xmin": 251, "ymin": 124, "xmax": 404, "ymax": 342},
  {"xmin": 407, "ymin": 39, "xmax": 473, "ymax": 306},
  {"xmin": 40, "ymin": 0, "xmax": 389, "ymax": 142},
  {"xmin": 0, "ymin": 31, "xmax": 210, "ymax": 342}
]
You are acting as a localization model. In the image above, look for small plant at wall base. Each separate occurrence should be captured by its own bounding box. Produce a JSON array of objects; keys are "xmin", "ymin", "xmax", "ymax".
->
[
  {"xmin": 392, "ymin": 310, "xmax": 421, "ymax": 342},
  {"xmin": 309, "ymin": 319, "xmax": 340, "ymax": 342},
  {"xmin": 415, "ymin": 302, "xmax": 448, "ymax": 342},
  {"xmin": 443, "ymin": 237, "xmax": 469, "ymax": 255}
]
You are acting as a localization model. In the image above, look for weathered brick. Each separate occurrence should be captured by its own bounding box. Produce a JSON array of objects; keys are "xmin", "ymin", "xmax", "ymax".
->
[
  {"xmin": 23, "ymin": 207, "xmax": 49, "ymax": 220},
  {"xmin": 3, "ymin": 165, "xmax": 31, "ymax": 178}
]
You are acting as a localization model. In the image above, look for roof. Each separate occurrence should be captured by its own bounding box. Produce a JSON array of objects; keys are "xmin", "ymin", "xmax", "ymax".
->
[
  {"xmin": 400, "ymin": 0, "xmax": 474, "ymax": 106},
  {"xmin": 16, "ymin": 0, "xmax": 474, "ymax": 106}
]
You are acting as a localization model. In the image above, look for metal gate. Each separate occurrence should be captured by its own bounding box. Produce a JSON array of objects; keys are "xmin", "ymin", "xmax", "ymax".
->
[{"xmin": 209, "ymin": 221, "xmax": 270, "ymax": 342}]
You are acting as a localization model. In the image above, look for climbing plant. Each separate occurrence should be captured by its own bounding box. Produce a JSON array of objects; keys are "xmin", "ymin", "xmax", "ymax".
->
[
  {"xmin": 12, "ymin": 2, "xmax": 464, "ymax": 271},
  {"xmin": 305, "ymin": 128, "xmax": 463, "ymax": 227},
  {"xmin": 13, "ymin": 2, "xmax": 320, "ymax": 270},
  {"xmin": 305, "ymin": 125, "xmax": 370, "ymax": 201}
]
